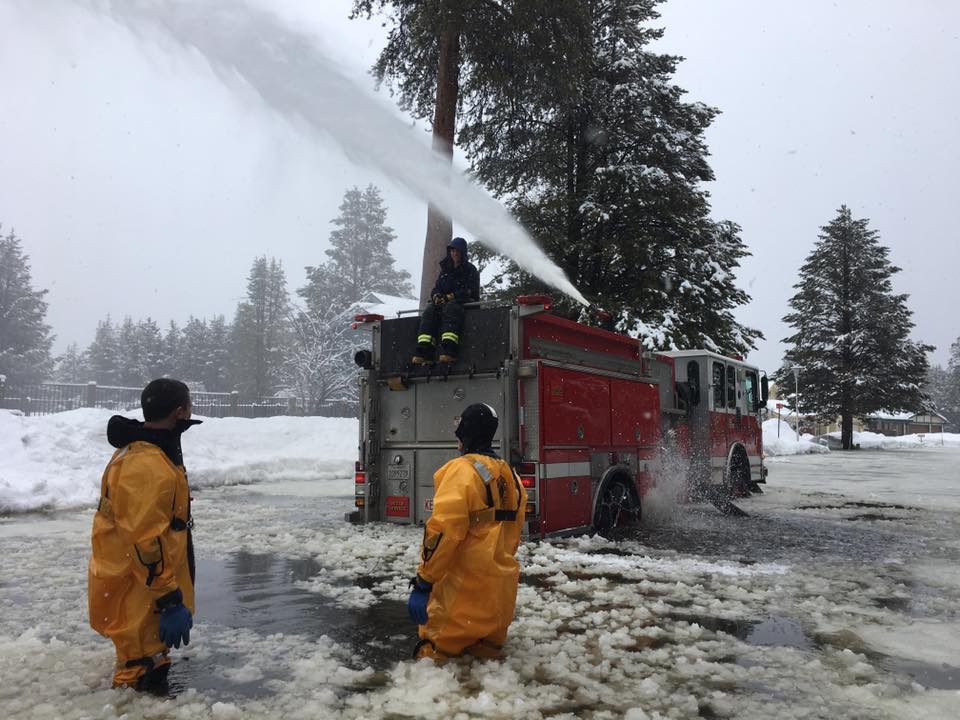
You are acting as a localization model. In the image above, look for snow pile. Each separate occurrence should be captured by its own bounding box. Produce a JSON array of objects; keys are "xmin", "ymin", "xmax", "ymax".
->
[
  {"xmin": 826, "ymin": 430, "xmax": 960, "ymax": 450},
  {"xmin": 0, "ymin": 408, "xmax": 357, "ymax": 513},
  {"xmin": 762, "ymin": 418, "xmax": 829, "ymax": 456}
]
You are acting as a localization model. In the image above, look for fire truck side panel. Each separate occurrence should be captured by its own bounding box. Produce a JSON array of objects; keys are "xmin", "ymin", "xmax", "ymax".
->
[
  {"xmin": 540, "ymin": 456, "xmax": 593, "ymax": 534},
  {"xmin": 540, "ymin": 366, "xmax": 612, "ymax": 446},
  {"xmin": 610, "ymin": 379, "xmax": 660, "ymax": 447}
]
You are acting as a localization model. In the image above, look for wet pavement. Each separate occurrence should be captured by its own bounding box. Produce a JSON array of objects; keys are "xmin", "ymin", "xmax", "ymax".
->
[{"xmin": 3, "ymin": 447, "xmax": 960, "ymax": 717}]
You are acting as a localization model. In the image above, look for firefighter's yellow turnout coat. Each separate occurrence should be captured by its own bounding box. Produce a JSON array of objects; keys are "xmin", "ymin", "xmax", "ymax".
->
[
  {"xmin": 88, "ymin": 441, "xmax": 195, "ymax": 687},
  {"xmin": 416, "ymin": 453, "xmax": 527, "ymax": 658}
]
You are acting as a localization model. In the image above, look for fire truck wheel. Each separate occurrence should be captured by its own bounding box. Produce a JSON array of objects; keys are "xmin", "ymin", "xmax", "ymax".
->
[
  {"xmin": 593, "ymin": 477, "xmax": 641, "ymax": 536},
  {"xmin": 726, "ymin": 452, "xmax": 751, "ymax": 499}
]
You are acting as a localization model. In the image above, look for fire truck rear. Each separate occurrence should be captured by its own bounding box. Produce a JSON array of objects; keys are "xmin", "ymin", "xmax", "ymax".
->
[{"xmin": 349, "ymin": 296, "xmax": 768, "ymax": 537}]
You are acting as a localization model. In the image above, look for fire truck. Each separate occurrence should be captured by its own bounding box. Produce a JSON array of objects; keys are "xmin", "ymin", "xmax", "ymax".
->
[{"xmin": 349, "ymin": 296, "xmax": 768, "ymax": 537}]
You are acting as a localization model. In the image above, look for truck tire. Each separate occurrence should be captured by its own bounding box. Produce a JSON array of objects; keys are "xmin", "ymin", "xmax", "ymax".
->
[
  {"xmin": 725, "ymin": 450, "xmax": 751, "ymax": 499},
  {"xmin": 593, "ymin": 476, "xmax": 640, "ymax": 536}
]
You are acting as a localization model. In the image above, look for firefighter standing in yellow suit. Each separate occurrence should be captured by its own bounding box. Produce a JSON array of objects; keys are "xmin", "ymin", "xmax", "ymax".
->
[
  {"xmin": 88, "ymin": 379, "xmax": 198, "ymax": 690},
  {"xmin": 408, "ymin": 403, "xmax": 527, "ymax": 660}
]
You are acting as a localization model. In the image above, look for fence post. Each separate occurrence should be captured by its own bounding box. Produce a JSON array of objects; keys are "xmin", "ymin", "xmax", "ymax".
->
[
  {"xmin": 230, "ymin": 391, "xmax": 239, "ymax": 418},
  {"xmin": 0, "ymin": 375, "xmax": 5, "ymax": 407},
  {"xmin": 287, "ymin": 396, "xmax": 298, "ymax": 416},
  {"xmin": 85, "ymin": 382, "xmax": 97, "ymax": 408}
]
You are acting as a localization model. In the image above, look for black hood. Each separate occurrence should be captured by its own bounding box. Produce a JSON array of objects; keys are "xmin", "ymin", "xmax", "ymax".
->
[
  {"xmin": 440, "ymin": 236, "xmax": 470, "ymax": 271},
  {"xmin": 107, "ymin": 415, "xmax": 201, "ymax": 467}
]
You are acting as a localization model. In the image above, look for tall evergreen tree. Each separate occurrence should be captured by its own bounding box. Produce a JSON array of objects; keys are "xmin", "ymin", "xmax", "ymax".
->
[
  {"xmin": 0, "ymin": 227, "xmax": 54, "ymax": 383},
  {"xmin": 302, "ymin": 185, "xmax": 413, "ymax": 310},
  {"xmin": 87, "ymin": 317, "xmax": 120, "ymax": 385},
  {"xmin": 775, "ymin": 206, "xmax": 932, "ymax": 449},
  {"xmin": 53, "ymin": 343, "xmax": 91, "ymax": 383},
  {"xmin": 353, "ymin": 1, "xmax": 759, "ymax": 353},
  {"xmin": 204, "ymin": 315, "xmax": 232, "ymax": 392},
  {"xmin": 230, "ymin": 257, "xmax": 291, "ymax": 397}
]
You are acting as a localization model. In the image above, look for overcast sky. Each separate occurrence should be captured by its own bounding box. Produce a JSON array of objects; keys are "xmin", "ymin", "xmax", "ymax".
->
[{"xmin": 1, "ymin": 0, "xmax": 958, "ymax": 376}]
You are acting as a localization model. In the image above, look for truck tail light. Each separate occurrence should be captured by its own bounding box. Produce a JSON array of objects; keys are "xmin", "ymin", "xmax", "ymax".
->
[
  {"xmin": 516, "ymin": 462, "xmax": 536, "ymax": 488},
  {"xmin": 525, "ymin": 502, "xmax": 536, "ymax": 515},
  {"xmin": 355, "ymin": 461, "xmax": 366, "ymax": 485},
  {"xmin": 355, "ymin": 498, "xmax": 366, "ymax": 508}
]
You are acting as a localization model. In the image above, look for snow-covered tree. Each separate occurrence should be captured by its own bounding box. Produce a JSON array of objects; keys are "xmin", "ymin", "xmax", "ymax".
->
[
  {"xmin": 775, "ymin": 206, "xmax": 932, "ymax": 449},
  {"xmin": 357, "ymin": 0, "xmax": 759, "ymax": 353},
  {"xmin": 87, "ymin": 317, "xmax": 120, "ymax": 385},
  {"xmin": 230, "ymin": 257, "xmax": 291, "ymax": 397},
  {"xmin": 0, "ymin": 227, "xmax": 54, "ymax": 383},
  {"xmin": 282, "ymin": 304, "xmax": 357, "ymax": 413},
  {"xmin": 301, "ymin": 185, "xmax": 413, "ymax": 310},
  {"xmin": 53, "ymin": 343, "xmax": 91, "ymax": 383}
]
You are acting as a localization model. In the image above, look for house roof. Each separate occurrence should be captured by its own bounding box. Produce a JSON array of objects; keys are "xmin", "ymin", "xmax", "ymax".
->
[
  {"xmin": 353, "ymin": 292, "xmax": 419, "ymax": 319},
  {"xmin": 867, "ymin": 409, "xmax": 948, "ymax": 422}
]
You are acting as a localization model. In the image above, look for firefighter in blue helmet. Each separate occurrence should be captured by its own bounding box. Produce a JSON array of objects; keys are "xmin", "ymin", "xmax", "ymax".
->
[
  {"xmin": 412, "ymin": 237, "xmax": 481, "ymax": 364},
  {"xmin": 408, "ymin": 402, "xmax": 527, "ymax": 660}
]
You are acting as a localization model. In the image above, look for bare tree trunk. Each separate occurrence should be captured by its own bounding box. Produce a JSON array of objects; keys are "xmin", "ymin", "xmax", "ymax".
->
[
  {"xmin": 419, "ymin": 20, "xmax": 461, "ymax": 307},
  {"xmin": 841, "ymin": 411, "xmax": 853, "ymax": 450}
]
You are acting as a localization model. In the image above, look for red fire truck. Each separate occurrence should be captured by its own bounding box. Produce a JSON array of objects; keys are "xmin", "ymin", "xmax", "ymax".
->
[{"xmin": 349, "ymin": 296, "xmax": 768, "ymax": 537}]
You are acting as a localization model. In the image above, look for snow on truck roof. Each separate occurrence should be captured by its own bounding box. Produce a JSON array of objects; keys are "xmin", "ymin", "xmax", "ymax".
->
[{"xmin": 659, "ymin": 349, "xmax": 760, "ymax": 369}]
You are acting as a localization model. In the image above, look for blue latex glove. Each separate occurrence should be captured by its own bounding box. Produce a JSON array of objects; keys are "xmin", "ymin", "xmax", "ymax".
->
[
  {"xmin": 159, "ymin": 604, "xmax": 193, "ymax": 649},
  {"xmin": 407, "ymin": 576, "xmax": 432, "ymax": 625}
]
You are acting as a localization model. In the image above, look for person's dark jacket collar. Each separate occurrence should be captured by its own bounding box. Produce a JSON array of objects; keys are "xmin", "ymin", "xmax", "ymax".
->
[{"xmin": 107, "ymin": 415, "xmax": 201, "ymax": 468}]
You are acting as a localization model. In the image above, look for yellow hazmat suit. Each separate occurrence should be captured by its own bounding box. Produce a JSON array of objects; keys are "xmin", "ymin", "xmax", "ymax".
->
[
  {"xmin": 88, "ymin": 441, "xmax": 195, "ymax": 687},
  {"xmin": 416, "ymin": 453, "xmax": 527, "ymax": 659}
]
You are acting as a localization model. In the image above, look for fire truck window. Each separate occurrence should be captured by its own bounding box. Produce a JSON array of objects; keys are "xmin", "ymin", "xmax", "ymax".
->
[
  {"xmin": 687, "ymin": 361, "xmax": 700, "ymax": 405},
  {"xmin": 745, "ymin": 372, "xmax": 757, "ymax": 410},
  {"xmin": 712, "ymin": 362, "xmax": 724, "ymax": 409},
  {"xmin": 726, "ymin": 366, "xmax": 736, "ymax": 408}
]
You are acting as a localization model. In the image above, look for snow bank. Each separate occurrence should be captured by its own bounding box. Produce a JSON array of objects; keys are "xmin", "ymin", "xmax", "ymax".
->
[
  {"xmin": 0, "ymin": 408, "xmax": 357, "ymax": 513},
  {"xmin": 762, "ymin": 418, "xmax": 829, "ymax": 456},
  {"xmin": 826, "ymin": 430, "xmax": 960, "ymax": 450}
]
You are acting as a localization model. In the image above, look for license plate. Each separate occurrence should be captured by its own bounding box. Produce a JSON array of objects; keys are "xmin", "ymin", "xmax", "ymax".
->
[{"xmin": 387, "ymin": 465, "xmax": 411, "ymax": 480}]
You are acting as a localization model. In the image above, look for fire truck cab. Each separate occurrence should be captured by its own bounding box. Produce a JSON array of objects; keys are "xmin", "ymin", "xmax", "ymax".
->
[{"xmin": 350, "ymin": 297, "xmax": 767, "ymax": 538}]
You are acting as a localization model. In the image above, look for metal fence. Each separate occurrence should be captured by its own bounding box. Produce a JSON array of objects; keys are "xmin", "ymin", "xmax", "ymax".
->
[{"xmin": 0, "ymin": 381, "xmax": 355, "ymax": 419}]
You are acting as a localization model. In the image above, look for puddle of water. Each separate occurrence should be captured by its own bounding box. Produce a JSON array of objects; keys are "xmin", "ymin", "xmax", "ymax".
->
[
  {"xmin": 882, "ymin": 657, "xmax": 960, "ymax": 690},
  {"xmin": 167, "ymin": 551, "xmax": 417, "ymax": 698},
  {"xmin": 667, "ymin": 613, "xmax": 813, "ymax": 651}
]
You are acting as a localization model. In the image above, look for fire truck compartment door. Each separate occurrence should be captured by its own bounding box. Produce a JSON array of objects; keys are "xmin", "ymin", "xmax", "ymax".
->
[
  {"xmin": 409, "ymin": 448, "xmax": 459, "ymax": 523},
  {"xmin": 413, "ymin": 377, "xmax": 505, "ymax": 442}
]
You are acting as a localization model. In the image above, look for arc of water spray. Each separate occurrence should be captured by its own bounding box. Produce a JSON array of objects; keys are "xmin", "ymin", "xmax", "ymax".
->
[{"xmin": 77, "ymin": 0, "xmax": 589, "ymax": 307}]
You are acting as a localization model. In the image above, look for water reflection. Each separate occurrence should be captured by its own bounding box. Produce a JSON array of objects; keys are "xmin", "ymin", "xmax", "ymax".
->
[{"xmin": 167, "ymin": 551, "xmax": 415, "ymax": 699}]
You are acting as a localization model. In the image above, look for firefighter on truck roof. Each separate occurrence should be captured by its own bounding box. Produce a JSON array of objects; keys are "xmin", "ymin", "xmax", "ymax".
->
[
  {"xmin": 412, "ymin": 236, "xmax": 480, "ymax": 365},
  {"xmin": 407, "ymin": 403, "xmax": 528, "ymax": 661}
]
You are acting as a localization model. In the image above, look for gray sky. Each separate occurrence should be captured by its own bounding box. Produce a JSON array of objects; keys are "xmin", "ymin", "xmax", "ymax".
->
[{"xmin": 1, "ymin": 0, "xmax": 958, "ymax": 376}]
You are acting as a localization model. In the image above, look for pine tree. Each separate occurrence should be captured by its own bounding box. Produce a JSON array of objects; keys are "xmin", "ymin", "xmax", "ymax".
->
[
  {"xmin": 302, "ymin": 185, "xmax": 413, "ymax": 310},
  {"xmin": 87, "ymin": 317, "xmax": 120, "ymax": 385},
  {"xmin": 162, "ymin": 321, "xmax": 182, "ymax": 380},
  {"xmin": 0, "ymin": 226, "xmax": 54, "ymax": 383},
  {"xmin": 230, "ymin": 257, "xmax": 291, "ymax": 397},
  {"xmin": 775, "ymin": 206, "xmax": 933, "ymax": 449},
  {"xmin": 354, "ymin": 1, "xmax": 759, "ymax": 354},
  {"xmin": 53, "ymin": 343, "xmax": 91, "ymax": 383},
  {"xmin": 204, "ymin": 315, "xmax": 231, "ymax": 392}
]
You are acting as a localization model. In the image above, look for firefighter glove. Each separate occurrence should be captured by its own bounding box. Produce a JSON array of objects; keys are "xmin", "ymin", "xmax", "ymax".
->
[
  {"xmin": 432, "ymin": 293, "xmax": 446, "ymax": 305},
  {"xmin": 445, "ymin": 292, "xmax": 456, "ymax": 303},
  {"xmin": 407, "ymin": 575, "xmax": 432, "ymax": 625},
  {"xmin": 158, "ymin": 603, "xmax": 193, "ymax": 649}
]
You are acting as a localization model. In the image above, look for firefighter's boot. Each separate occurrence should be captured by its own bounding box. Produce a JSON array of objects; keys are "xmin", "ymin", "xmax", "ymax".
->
[
  {"xmin": 412, "ymin": 336, "xmax": 435, "ymax": 365},
  {"xmin": 438, "ymin": 338, "xmax": 459, "ymax": 364}
]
